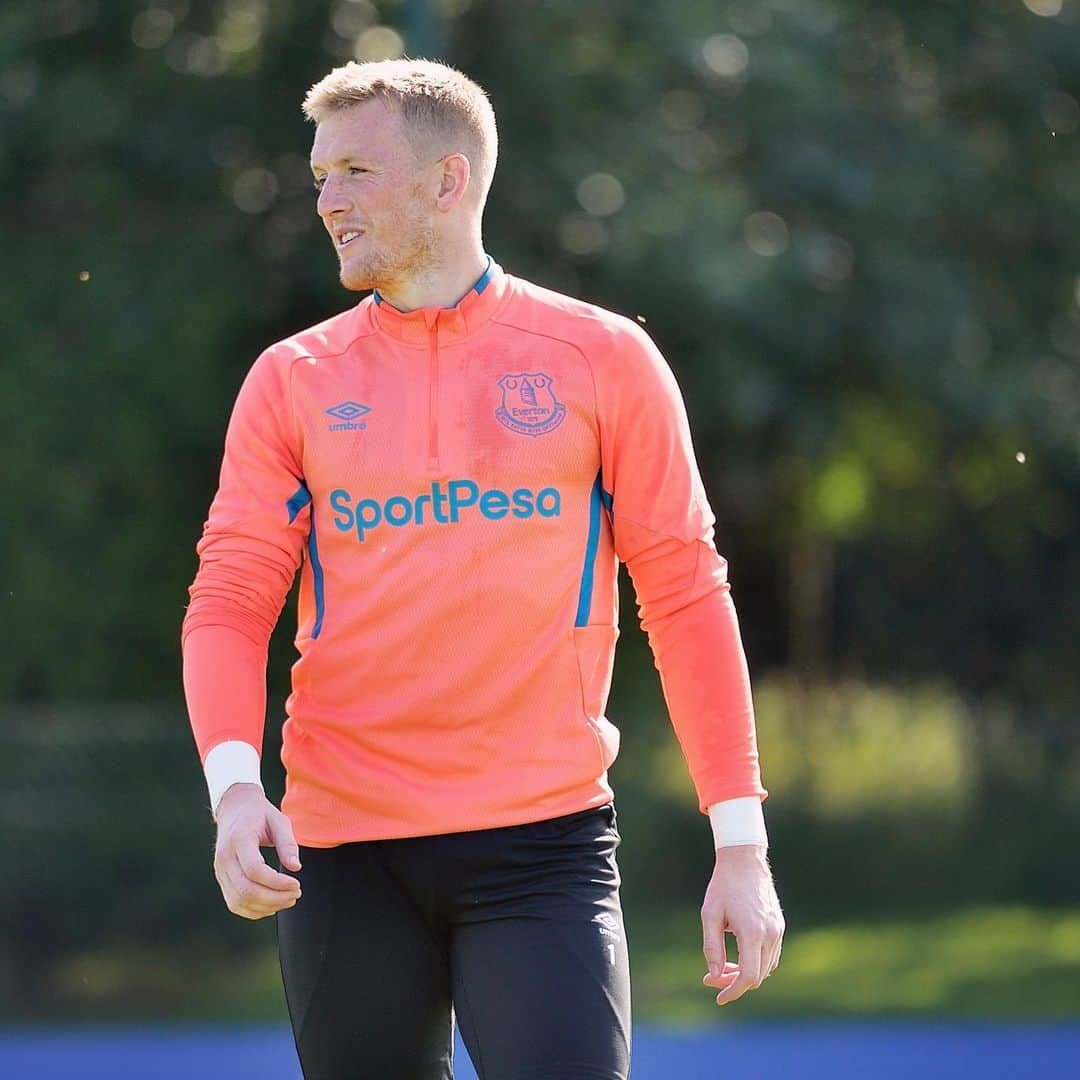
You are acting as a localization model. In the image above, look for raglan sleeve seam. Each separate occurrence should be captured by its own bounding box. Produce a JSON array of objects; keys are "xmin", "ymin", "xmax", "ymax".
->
[
  {"xmin": 609, "ymin": 511, "xmax": 707, "ymax": 547},
  {"xmin": 578, "ymin": 337, "xmax": 603, "ymax": 452},
  {"xmin": 285, "ymin": 351, "xmax": 306, "ymax": 469}
]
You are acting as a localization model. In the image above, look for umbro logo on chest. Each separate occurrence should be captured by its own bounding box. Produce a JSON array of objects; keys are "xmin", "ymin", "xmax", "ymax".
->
[{"xmin": 326, "ymin": 400, "xmax": 370, "ymax": 431}]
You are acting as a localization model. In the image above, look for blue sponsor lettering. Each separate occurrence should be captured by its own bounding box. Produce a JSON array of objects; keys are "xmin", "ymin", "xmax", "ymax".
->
[
  {"xmin": 330, "ymin": 488, "xmax": 352, "ymax": 531},
  {"xmin": 328, "ymin": 480, "xmax": 562, "ymax": 542},
  {"xmin": 432, "ymin": 481, "xmax": 449, "ymax": 524},
  {"xmin": 448, "ymin": 479, "xmax": 479, "ymax": 521},
  {"xmin": 537, "ymin": 488, "xmax": 561, "ymax": 517},
  {"xmin": 385, "ymin": 496, "xmax": 412, "ymax": 526},
  {"xmin": 511, "ymin": 489, "xmax": 533, "ymax": 518},
  {"xmin": 480, "ymin": 489, "xmax": 509, "ymax": 519},
  {"xmin": 356, "ymin": 498, "xmax": 381, "ymax": 541}
]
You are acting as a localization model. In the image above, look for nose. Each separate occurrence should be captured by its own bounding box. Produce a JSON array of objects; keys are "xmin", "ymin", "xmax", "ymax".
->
[{"xmin": 317, "ymin": 173, "xmax": 352, "ymax": 219}]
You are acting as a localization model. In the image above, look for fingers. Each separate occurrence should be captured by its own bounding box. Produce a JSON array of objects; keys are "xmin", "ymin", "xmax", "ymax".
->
[
  {"xmin": 218, "ymin": 860, "xmax": 300, "ymax": 920},
  {"xmin": 216, "ymin": 831, "xmax": 302, "ymax": 921},
  {"xmin": 714, "ymin": 935, "xmax": 762, "ymax": 1006},
  {"xmin": 235, "ymin": 832, "xmax": 302, "ymax": 893},
  {"xmin": 702, "ymin": 914, "xmax": 738, "ymax": 993},
  {"xmin": 702, "ymin": 920, "xmax": 727, "ymax": 979},
  {"xmin": 701, "ymin": 960, "xmax": 739, "ymax": 990},
  {"xmin": 766, "ymin": 932, "xmax": 783, "ymax": 977},
  {"xmin": 269, "ymin": 809, "xmax": 302, "ymax": 873},
  {"xmin": 701, "ymin": 852, "xmax": 785, "ymax": 1006},
  {"xmin": 764, "ymin": 910, "xmax": 785, "ymax": 978},
  {"xmin": 711, "ymin": 916, "xmax": 785, "ymax": 1006}
]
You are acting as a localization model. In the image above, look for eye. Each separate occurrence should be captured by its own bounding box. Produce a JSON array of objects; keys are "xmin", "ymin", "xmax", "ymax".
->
[
  {"xmin": 349, "ymin": 166, "xmax": 368, "ymax": 175},
  {"xmin": 312, "ymin": 176, "xmax": 325, "ymax": 191}
]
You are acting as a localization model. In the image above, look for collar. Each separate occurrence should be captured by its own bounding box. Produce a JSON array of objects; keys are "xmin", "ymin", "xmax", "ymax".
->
[{"xmin": 367, "ymin": 255, "xmax": 509, "ymax": 345}]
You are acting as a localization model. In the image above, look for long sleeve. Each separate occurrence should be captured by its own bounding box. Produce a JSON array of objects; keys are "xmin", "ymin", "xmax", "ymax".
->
[
  {"xmin": 592, "ymin": 319, "xmax": 767, "ymax": 814},
  {"xmin": 181, "ymin": 346, "xmax": 308, "ymax": 763}
]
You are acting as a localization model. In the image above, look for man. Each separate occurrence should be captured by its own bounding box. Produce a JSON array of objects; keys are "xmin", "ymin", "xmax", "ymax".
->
[{"xmin": 182, "ymin": 58, "xmax": 783, "ymax": 1080}]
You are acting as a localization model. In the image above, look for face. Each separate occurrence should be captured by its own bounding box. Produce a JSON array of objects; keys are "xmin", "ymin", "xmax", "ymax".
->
[{"xmin": 310, "ymin": 99, "xmax": 440, "ymax": 293}]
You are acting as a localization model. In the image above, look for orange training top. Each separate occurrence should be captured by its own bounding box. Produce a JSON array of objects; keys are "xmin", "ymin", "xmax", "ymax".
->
[{"xmin": 181, "ymin": 258, "xmax": 766, "ymax": 846}]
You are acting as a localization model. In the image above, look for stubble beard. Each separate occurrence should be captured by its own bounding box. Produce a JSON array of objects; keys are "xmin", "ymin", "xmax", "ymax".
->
[{"xmin": 338, "ymin": 212, "xmax": 440, "ymax": 296}]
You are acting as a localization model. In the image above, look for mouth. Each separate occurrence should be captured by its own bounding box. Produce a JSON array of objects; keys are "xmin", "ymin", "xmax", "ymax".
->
[{"xmin": 336, "ymin": 230, "xmax": 363, "ymax": 250}]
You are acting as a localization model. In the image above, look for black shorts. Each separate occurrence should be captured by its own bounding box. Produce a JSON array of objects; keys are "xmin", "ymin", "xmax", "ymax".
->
[{"xmin": 276, "ymin": 802, "xmax": 632, "ymax": 1080}]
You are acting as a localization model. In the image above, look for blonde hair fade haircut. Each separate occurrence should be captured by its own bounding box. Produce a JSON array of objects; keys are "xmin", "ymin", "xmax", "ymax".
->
[{"xmin": 302, "ymin": 58, "xmax": 499, "ymax": 208}]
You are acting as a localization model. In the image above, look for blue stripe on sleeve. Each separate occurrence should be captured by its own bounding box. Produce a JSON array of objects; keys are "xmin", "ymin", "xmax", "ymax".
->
[
  {"xmin": 574, "ymin": 470, "xmax": 605, "ymax": 627},
  {"xmin": 286, "ymin": 482, "xmax": 325, "ymax": 638},
  {"xmin": 307, "ymin": 513, "xmax": 325, "ymax": 639},
  {"xmin": 286, "ymin": 483, "xmax": 312, "ymax": 524}
]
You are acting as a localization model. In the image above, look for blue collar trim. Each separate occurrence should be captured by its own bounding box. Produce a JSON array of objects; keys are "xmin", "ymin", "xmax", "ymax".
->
[{"xmin": 373, "ymin": 254, "xmax": 494, "ymax": 308}]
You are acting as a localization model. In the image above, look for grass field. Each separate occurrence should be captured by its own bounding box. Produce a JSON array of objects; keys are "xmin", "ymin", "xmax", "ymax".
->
[
  {"xmin": 630, "ymin": 905, "xmax": 1080, "ymax": 1023},
  {"xmin": 34, "ymin": 905, "xmax": 1080, "ymax": 1025}
]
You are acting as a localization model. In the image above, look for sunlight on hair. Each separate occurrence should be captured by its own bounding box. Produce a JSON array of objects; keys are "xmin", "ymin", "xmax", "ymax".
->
[{"xmin": 302, "ymin": 58, "xmax": 499, "ymax": 207}]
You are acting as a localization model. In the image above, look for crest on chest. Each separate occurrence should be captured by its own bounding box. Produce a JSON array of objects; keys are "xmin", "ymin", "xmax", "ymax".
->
[{"xmin": 495, "ymin": 371, "xmax": 567, "ymax": 436}]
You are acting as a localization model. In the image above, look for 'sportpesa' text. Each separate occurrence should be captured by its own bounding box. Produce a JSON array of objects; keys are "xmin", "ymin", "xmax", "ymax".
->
[{"xmin": 329, "ymin": 480, "xmax": 561, "ymax": 542}]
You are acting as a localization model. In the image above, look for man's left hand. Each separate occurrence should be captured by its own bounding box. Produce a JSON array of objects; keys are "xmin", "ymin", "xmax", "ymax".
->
[{"xmin": 701, "ymin": 844, "xmax": 784, "ymax": 1006}]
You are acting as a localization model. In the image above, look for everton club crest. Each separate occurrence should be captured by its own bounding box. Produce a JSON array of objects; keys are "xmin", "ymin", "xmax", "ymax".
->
[{"xmin": 495, "ymin": 371, "xmax": 567, "ymax": 436}]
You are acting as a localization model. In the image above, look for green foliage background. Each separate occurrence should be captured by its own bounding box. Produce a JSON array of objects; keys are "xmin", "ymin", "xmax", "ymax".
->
[{"xmin": 1, "ymin": 0, "xmax": 1077, "ymax": 1019}]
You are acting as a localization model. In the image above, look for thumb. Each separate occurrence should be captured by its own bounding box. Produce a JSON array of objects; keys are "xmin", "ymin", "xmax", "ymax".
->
[{"xmin": 270, "ymin": 809, "xmax": 302, "ymax": 872}]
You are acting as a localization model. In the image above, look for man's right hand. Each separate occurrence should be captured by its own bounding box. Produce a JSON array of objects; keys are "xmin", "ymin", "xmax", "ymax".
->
[{"xmin": 213, "ymin": 783, "xmax": 303, "ymax": 920}]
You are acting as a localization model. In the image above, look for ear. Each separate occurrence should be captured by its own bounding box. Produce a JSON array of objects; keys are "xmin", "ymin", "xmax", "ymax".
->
[{"xmin": 434, "ymin": 152, "xmax": 471, "ymax": 213}]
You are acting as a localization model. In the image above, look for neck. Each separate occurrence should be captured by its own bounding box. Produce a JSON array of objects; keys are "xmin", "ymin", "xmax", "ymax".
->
[{"xmin": 376, "ymin": 235, "xmax": 488, "ymax": 313}]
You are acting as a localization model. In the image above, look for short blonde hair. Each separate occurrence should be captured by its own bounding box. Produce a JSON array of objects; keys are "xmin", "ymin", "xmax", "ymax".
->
[{"xmin": 302, "ymin": 58, "xmax": 498, "ymax": 205}]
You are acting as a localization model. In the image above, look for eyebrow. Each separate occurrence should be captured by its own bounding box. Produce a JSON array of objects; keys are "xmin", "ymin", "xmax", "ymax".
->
[{"xmin": 309, "ymin": 156, "xmax": 371, "ymax": 173}]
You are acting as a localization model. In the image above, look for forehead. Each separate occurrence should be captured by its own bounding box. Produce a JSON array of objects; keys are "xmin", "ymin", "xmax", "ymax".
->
[{"xmin": 309, "ymin": 98, "xmax": 410, "ymax": 166}]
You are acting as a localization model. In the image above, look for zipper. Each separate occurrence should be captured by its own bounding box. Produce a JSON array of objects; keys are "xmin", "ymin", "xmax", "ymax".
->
[{"xmin": 426, "ymin": 312, "xmax": 440, "ymax": 471}]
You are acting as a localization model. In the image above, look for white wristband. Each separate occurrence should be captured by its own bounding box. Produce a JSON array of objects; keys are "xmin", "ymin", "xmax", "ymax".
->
[
  {"xmin": 707, "ymin": 796, "xmax": 768, "ymax": 849},
  {"xmin": 204, "ymin": 740, "xmax": 263, "ymax": 818}
]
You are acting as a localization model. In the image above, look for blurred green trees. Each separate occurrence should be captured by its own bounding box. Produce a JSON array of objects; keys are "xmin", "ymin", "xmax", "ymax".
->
[
  {"xmin": 1, "ymin": 0, "xmax": 1075, "ymax": 704},
  {"xmin": 1, "ymin": 0, "xmax": 1077, "ymax": 1017}
]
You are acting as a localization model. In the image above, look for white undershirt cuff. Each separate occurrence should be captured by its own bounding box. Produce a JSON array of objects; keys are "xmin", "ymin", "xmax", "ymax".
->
[
  {"xmin": 204, "ymin": 740, "xmax": 263, "ymax": 819},
  {"xmin": 707, "ymin": 795, "xmax": 768, "ymax": 849}
]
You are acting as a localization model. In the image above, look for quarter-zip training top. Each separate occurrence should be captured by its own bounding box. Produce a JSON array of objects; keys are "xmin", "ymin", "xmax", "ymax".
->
[{"xmin": 181, "ymin": 258, "xmax": 766, "ymax": 845}]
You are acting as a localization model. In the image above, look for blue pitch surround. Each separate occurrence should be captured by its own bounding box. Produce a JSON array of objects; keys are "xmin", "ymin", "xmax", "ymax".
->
[{"xmin": 2, "ymin": 1024, "xmax": 1079, "ymax": 1079}]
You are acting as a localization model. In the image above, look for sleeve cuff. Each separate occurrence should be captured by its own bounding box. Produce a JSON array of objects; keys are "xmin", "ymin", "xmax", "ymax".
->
[
  {"xmin": 204, "ymin": 740, "xmax": 263, "ymax": 819},
  {"xmin": 707, "ymin": 796, "xmax": 768, "ymax": 849}
]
